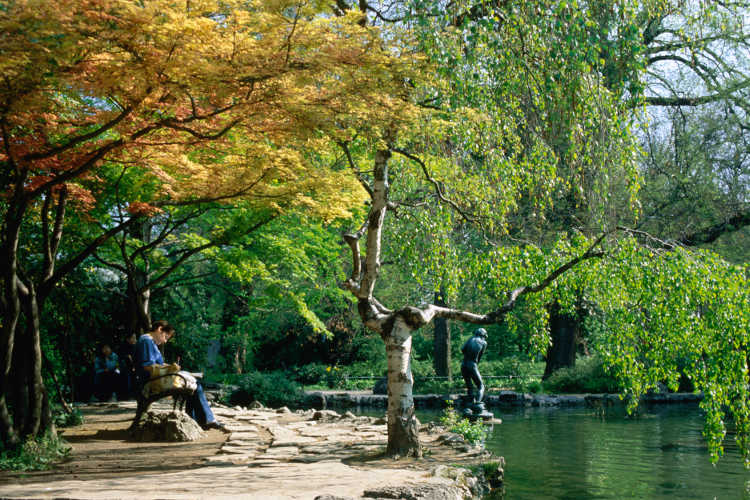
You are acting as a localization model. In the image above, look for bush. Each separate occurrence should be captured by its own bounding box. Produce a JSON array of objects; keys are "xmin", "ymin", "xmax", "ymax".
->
[
  {"xmin": 228, "ymin": 371, "xmax": 304, "ymax": 408},
  {"xmin": 440, "ymin": 403, "xmax": 488, "ymax": 446},
  {"xmin": 543, "ymin": 355, "xmax": 621, "ymax": 394},
  {"xmin": 290, "ymin": 363, "xmax": 328, "ymax": 385},
  {"xmin": 0, "ymin": 432, "xmax": 71, "ymax": 471},
  {"xmin": 53, "ymin": 407, "xmax": 84, "ymax": 428}
]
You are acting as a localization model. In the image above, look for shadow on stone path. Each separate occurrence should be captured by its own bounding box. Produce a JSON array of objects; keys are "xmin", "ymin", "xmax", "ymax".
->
[{"xmin": 0, "ymin": 403, "xmax": 496, "ymax": 499}]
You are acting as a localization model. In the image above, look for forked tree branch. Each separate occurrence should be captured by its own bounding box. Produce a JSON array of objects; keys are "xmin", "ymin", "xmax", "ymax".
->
[
  {"xmin": 391, "ymin": 147, "xmax": 478, "ymax": 224},
  {"xmin": 399, "ymin": 233, "xmax": 608, "ymax": 328}
]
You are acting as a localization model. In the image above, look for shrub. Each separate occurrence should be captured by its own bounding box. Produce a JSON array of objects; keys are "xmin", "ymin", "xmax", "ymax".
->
[
  {"xmin": 290, "ymin": 363, "xmax": 328, "ymax": 385},
  {"xmin": 53, "ymin": 407, "xmax": 84, "ymax": 428},
  {"xmin": 228, "ymin": 371, "xmax": 304, "ymax": 408},
  {"xmin": 543, "ymin": 355, "xmax": 621, "ymax": 394},
  {"xmin": 440, "ymin": 402, "xmax": 488, "ymax": 446},
  {"xmin": 525, "ymin": 380, "xmax": 543, "ymax": 394},
  {"xmin": 0, "ymin": 432, "xmax": 71, "ymax": 471}
]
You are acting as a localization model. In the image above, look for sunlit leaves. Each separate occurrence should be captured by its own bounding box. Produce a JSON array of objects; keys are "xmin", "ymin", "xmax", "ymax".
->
[{"xmin": 584, "ymin": 238, "xmax": 749, "ymax": 462}]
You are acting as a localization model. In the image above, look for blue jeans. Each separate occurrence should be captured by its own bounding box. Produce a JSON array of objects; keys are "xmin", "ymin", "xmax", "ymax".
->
[{"xmin": 185, "ymin": 382, "xmax": 216, "ymax": 426}]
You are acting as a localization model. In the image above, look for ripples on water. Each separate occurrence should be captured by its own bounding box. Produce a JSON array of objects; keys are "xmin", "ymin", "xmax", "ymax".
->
[{"xmin": 476, "ymin": 405, "xmax": 750, "ymax": 500}]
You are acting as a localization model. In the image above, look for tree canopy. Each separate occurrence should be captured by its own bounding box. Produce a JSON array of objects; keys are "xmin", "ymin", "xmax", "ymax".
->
[{"xmin": 0, "ymin": 0, "xmax": 748, "ymax": 468}]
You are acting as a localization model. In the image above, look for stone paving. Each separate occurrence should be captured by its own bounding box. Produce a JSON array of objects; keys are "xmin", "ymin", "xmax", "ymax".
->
[
  {"xmin": 0, "ymin": 404, "xmax": 497, "ymax": 499},
  {"xmin": 205, "ymin": 407, "xmax": 410, "ymax": 467}
]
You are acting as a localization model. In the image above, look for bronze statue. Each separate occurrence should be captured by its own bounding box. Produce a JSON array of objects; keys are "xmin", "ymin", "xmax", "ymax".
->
[{"xmin": 461, "ymin": 327, "xmax": 491, "ymax": 417}]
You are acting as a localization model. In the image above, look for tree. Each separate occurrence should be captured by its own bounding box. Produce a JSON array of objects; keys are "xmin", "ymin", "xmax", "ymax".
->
[
  {"xmin": 335, "ymin": 0, "xmax": 749, "ymax": 463},
  {"xmin": 638, "ymin": 104, "xmax": 750, "ymax": 257},
  {"xmin": 0, "ymin": 0, "xmax": 414, "ymax": 445},
  {"xmin": 340, "ymin": 144, "xmax": 609, "ymax": 456}
]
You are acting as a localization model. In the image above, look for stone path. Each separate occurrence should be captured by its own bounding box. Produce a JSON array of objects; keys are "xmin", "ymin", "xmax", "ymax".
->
[{"xmin": 0, "ymin": 405, "xmax": 496, "ymax": 500}]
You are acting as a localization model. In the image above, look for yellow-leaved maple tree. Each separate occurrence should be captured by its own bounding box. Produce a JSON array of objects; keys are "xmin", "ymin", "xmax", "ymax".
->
[{"xmin": 0, "ymin": 0, "xmax": 421, "ymax": 444}]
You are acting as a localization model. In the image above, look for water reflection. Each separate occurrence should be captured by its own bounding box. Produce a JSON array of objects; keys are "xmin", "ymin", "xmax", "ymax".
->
[
  {"xmin": 357, "ymin": 404, "xmax": 750, "ymax": 499},
  {"xmin": 477, "ymin": 405, "xmax": 750, "ymax": 500}
]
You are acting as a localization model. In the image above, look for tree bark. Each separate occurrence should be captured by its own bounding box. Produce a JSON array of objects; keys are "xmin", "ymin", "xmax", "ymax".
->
[
  {"xmin": 385, "ymin": 315, "xmax": 422, "ymax": 457},
  {"xmin": 340, "ymin": 144, "xmax": 607, "ymax": 459},
  {"xmin": 20, "ymin": 285, "xmax": 45, "ymax": 437},
  {"xmin": 0, "ymin": 188, "xmax": 25, "ymax": 445},
  {"xmin": 433, "ymin": 288, "xmax": 451, "ymax": 379},
  {"xmin": 126, "ymin": 279, "xmax": 152, "ymax": 336},
  {"xmin": 542, "ymin": 302, "xmax": 580, "ymax": 380}
]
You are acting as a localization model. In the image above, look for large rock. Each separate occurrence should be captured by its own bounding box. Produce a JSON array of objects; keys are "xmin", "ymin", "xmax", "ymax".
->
[
  {"xmin": 131, "ymin": 410, "xmax": 204, "ymax": 442},
  {"xmin": 304, "ymin": 391, "xmax": 327, "ymax": 410},
  {"xmin": 362, "ymin": 484, "xmax": 468, "ymax": 500},
  {"xmin": 372, "ymin": 377, "xmax": 387, "ymax": 395},
  {"xmin": 312, "ymin": 409, "xmax": 341, "ymax": 421}
]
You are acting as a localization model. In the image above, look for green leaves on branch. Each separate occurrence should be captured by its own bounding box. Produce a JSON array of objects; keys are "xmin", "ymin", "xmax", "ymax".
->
[{"xmin": 587, "ymin": 239, "xmax": 749, "ymax": 463}]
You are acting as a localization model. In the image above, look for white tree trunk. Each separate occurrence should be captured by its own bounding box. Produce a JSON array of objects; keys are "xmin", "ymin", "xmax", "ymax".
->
[{"xmin": 385, "ymin": 315, "xmax": 421, "ymax": 457}]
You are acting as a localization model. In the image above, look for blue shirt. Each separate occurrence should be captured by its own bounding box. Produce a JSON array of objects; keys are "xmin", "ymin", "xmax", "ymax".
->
[
  {"xmin": 135, "ymin": 334, "xmax": 164, "ymax": 382},
  {"xmin": 94, "ymin": 353, "xmax": 119, "ymax": 374}
]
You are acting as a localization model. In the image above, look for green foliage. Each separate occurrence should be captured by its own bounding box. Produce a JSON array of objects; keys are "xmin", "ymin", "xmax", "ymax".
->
[
  {"xmin": 585, "ymin": 239, "xmax": 749, "ymax": 463},
  {"xmin": 0, "ymin": 433, "xmax": 71, "ymax": 471},
  {"xmin": 440, "ymin": 403, "xmax": 489, "ymax": 446},
  {"xmin": 290, "ymin": 363, "xmax": 329, "ymax": 385},
  {"xmin": 228, "ymin": 371, "xmax": 304, "ymax": 409},
  {"xmin": 523, "ymin": 380, "xmax": 543, "ymax": 394},
  {"xmin": 53, "ymin": 408, "xmax": 84, "ymax": 428},
  {"xmin": 543, "ymin": 355, "xmax": 622, "ymax": 394}
]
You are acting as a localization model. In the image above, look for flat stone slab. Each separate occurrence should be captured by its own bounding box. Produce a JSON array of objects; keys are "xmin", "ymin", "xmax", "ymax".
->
[
  {"xmin": 291, "ymin": 454, "xmax": 360, "ymax": 463},
  {"xmin": 257, "ymin": 451, "xmax": 300, "ymax": 461},
  {"xmin": 221, "ymin": 444, "xmax": 264, "ymax": 455},
  {"xmin": 286, "ymin": 421, "xmax": 317, "ymax": 429},
  {"xmin": 267, "ymin": 425, "xmax": 299, "ymax": 440},
  {"xmin": 229, "ymin": 431, "xmax": 259, "ymax": 440},
  {"xmin": 245, "ymin": 459, "xmax": 282, "ymax": 467},
  {"xmin": 204, "ymin": 454, "xmax": 259, "ymax": 465},
  {"xmin": 301, "ymin": 444, "xmax": 353, "ymax": 455},
  {"xmin": 271, "ymin": 437, "xmax": 319, "ymax": 447},
  {"xmin": 226, "ymin": 439, "xmax": 260, "ymax": 447},
  {"xmin": 299, "ymin": 428, "xmax": 353, "ymax": 438},
  {"xmin": 212, "ymin": 408, "xmax": 241, "ymax": 417},
  {"xmin": 224, "ymin": 424, "xmax": 261, "ymax": 432},
  {"xmin": 354, "ymin": 425, "xmax": 386, "ymax": 432},
  {"xmin": 236, "ymin": 414, "xmax": 272, "ymax": 421}
]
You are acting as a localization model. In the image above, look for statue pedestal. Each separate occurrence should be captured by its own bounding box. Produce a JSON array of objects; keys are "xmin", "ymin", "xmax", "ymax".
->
[{"xmin": 458, "ymin": 398, "xmax": 495, "ymax": 421}]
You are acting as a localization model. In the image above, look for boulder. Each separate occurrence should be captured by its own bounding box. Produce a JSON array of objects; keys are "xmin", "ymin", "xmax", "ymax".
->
[
  {"xmin": 372, "ymin": 377, "xmax": 387, "ymax": 395},
  {"xmin": 131, "ymin": 410, "xmax": 203, "ymax": 442},
  {"xmin": 363, "ymin": 484, "xmax": 467, "ymax": 500},
  {"xmin": 303, "ymin": 391, "xmax": 327, "ymax": 410},
  {"xmin": 312, "ymin": 409, "xmax": 341, "ymax": 421}
]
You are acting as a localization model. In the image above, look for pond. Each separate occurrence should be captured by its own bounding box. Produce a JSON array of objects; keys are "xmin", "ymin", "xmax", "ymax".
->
[{"xmin": 474, "ymin": 404, "xmax": 750, "ymax": 500}]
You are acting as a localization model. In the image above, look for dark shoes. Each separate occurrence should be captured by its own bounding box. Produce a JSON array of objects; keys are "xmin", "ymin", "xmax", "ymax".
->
[{"xmin": 203, "ymin": 421, "xmax": 231, "ymax": 433}]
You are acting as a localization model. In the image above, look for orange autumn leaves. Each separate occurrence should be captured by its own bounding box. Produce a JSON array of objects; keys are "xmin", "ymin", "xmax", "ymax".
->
[{"xmin": 0, "ymin": 0, "xmax": 422, "ymax": 218}]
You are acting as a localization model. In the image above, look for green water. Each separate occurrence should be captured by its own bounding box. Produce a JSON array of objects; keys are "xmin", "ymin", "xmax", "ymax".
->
[{"xmin": 479, "ymin": 405, "xmax": 750, "ymax": 499}]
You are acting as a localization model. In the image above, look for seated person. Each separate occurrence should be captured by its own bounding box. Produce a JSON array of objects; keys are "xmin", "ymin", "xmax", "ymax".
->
[
  {"xmin": 93, "ymin": 343, "xmax": 121, "ymax": 401},
  {"xmin": 135, "ymin": 320, "xmax": 229, "ymax": 432}
]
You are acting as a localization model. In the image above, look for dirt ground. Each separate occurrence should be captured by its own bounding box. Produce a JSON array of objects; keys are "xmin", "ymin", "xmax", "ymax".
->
[
  {"xmin": 0, "ymin": 402, "xmax": 498, "ymax": 500},
  {"xmin": 0, "ymin": 402, "xmax": 228, "ymax": 487}
]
